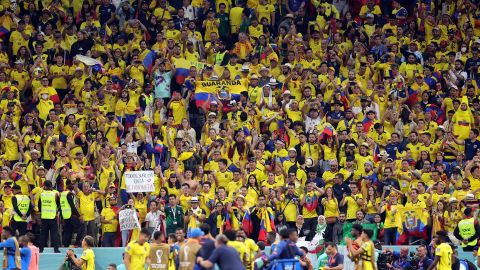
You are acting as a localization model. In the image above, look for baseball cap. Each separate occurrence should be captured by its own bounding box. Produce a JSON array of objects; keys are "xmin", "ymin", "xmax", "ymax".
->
[{"xmin": 189, "ymin": 228, "xmax": 204, "ymax": 238}]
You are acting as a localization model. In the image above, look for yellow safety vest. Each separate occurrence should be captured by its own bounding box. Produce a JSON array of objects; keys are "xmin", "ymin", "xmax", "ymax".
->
[
  {"xmin": 60, "ymin": 191, "xmax": 72, "ymax": 219},
  {"xmin": 215, "ymin": 51, "xmax": 227, "ymax": 65},
  {"xmin": 13, "ymin": 195, "xmax": 30, "ymax": 222},
  {"xmin": 142, "ymin": 93, "xmax": 154, "ymax": 105},
  {"xmin": 458, "ymin": 217, "xmax": 477, "ymax": 247},
  {"xmin": 40, "ymin": 190, "xmax": 57, "ymax": 220}
]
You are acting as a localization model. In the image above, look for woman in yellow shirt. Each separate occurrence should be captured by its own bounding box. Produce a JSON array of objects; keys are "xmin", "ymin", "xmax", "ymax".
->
[
  {"xmin": 431, "ymin": 200, "xmax": 447, "ymax": 239},
  {"xmin": 133, "ymin": 192, "xmax": 149, "ymax": 224},
  {"xmin": 322, "ymin": 187, "xmax": 339, "ymax": 223},
  {"xmin": 115, "ymin": 91, "xmax": 137, "ymax": 122},
  {"xmin": 245, "ymin": 175, "xmax": 261, "ymax": 208},
  {"xmin": 165, "ymin": 175, "xmax": 181, "ymax": 199},
  {"xmin": 363, "ymin": 186, "xmax": 381, "ymax": 222},
  {"xmin": 105, "ymin": 58, "xmax": 124, "ymax": 80},
  {"xmin": 320, "ymin": 136, "xmax": 338, "ymax": 171},
  {"xmin": 444, "ymin": 200, "xmax": 462, "ymax": 241}
]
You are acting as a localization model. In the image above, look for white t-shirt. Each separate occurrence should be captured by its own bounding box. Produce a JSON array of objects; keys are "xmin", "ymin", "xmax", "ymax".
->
[
  {"xmin": 145, "ymin": 210, "xmax": 161, "ymax": 229},
  {"xmin": 127, "ymin": 141, "xmax": 141, "ymax": 154}
]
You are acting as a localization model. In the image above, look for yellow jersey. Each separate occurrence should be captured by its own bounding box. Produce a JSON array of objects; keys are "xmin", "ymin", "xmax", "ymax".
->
[
  {"xmin": 81, "ymin": 248, "xmax": 95, "ymax": 270},
  {"xmin": 360, "ymin": 240, "xmax": 375, "ymax": 270},
  {"xmin": 435, "ymin": 242, "xmax": 452, "ymax": 270},
  {"xmin": 125, "ymin": 241, "xmax": 151, "ymax": 270}
]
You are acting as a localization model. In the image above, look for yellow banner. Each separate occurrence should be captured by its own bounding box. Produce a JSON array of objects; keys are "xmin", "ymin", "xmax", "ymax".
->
[{"xmin": 195, "ymin": 80, "xmax": 246, "ymax": 95}]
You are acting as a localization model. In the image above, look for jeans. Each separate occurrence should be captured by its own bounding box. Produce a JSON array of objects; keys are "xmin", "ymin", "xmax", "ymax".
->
[
  {"xmin": 82, "ymin": 220, "xmax": 97, "ymax": 246},
  {"xmin": 121, "ymin": 230, "xmax": 131, "ymax": 247},
  {"xmin": 384, "ymin": 227, "xmax": 398, "ymax": 245},
  {"xmin": 102, "ymin": 232, "xmax": 116, "ymax": 247}
]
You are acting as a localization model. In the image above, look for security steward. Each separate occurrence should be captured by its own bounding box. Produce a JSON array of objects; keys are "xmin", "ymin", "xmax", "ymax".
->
[
  {"xmin": 60, "ymin": 180, "xmax": 82, "ymax": 247},
  {"xmin": 38, "ymin": 180, "xmax": 61, "ymax": 253},
  {"xmin": 11, "ymin": 184, "xmax": 32, "ymax": 236},
  {"xmin": 454, "ymin": 207, "xmax": 480, "ymax": 251}
]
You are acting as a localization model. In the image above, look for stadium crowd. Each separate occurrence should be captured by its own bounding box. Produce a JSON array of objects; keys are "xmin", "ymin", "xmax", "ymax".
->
[{"xmin": 1, "ymin": 0, "xmax": 480, "ymax": 269}]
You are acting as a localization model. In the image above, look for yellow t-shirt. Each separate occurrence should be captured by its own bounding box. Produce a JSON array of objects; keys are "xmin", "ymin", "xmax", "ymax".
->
[
  {"xmin": 81, "ymin": 248, "xmax": 95, "ymax": 270},
  {"xmin": 4, "ymin": 136, "xmax": 19, "ymax": 161},
  {"xmin": 77, "ymin": 191, "xmax": 98, "ymax": 222},
  {"xmin": 49, "ymin": 65, "xmax": 68, "ymax": 89},
  {"xmin": 168, "ymin": 100, "xmax": 187, "ymax": 125},
  {"xmin": 384, "ymin": 204, "xmax": 402, "ymax": 229},
  {"xmin": 100, "ymin": 207, "xmax": 118, "ymax": 233},
  {"xmin": 228, "ymin": 241, "xmax": 246, "ymax": 261},
  {"xmin": 323, "ymin": 198, "xmax": 339, "ymax": 218},
  {"xmin": 215, "ymin": 170, "xmax": 233, "ymax": 189},
  {"xmin": 257, "ymin": 4, "xmax": 274, "ymax": 23},
  {"xmin": 230, "ymin": 7, "xmax": 244, "ymax": 33},
  {"xmin": 345, "ymin": 194, "xmax": 363, "ymax": 220},
  {"xmin": 125, "ymin": 241, "xmax": 151, "ymax": 270},
  {"xmin": 9, "ymin": 30, "xmax": 29, "ymax": 56}
]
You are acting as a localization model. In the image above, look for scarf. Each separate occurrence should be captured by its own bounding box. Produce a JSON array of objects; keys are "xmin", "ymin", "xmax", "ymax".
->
[
  {"xmin": 3, "ymin": 237, "xmax": 20, "ymax": 269},
  {"xmin": 187, "ymin": 207, "xmax": 203, "ymax": 230},
  {"xmin": 316, "ymin": 221, "xmax": 327, "ymax": 235}
]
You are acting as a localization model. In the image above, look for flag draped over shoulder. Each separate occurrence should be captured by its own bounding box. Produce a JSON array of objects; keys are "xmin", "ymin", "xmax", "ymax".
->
[
  {"xmin": 257, "ymin": 208, "xmax": 275, "ymax": 242},
  {"xmin": 396, "ymin": 206, "xmax": 428, "ymax": 244},
  {"xmin": 340, "ymin": 223, "xmax": 378, "ymax": 245},
  {"xmin": 242, "ymin": 207, "xmax": 275, "ymax": 242},
  {"xmin": 242, "ymin": 209, "xmax": 253, "ymax": 236},
  {"xmin": 194, "ymin": 80, "xmax": 246, "ymax": 109}
]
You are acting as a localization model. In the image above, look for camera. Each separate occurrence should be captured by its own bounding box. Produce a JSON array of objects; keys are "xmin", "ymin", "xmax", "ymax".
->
[
  {"xmin": 404, "ymin": 252, "xmax": 419, "ymax": 270},
  {"xmin": 377, "ymin": 251, "xmax": 393, "ymax": 270}
]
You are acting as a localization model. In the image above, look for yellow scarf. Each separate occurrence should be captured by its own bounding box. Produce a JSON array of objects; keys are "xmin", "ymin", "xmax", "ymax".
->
[
  {"xmin": 3, "ymin": 236, "xmax": 21, "ymax": 269},
  {"xmin": 187, "ymin": 207, "xmax": 203, "ymax": 230},
  {"xmin": 256, "ymin": 207, "xmax": 274, "ymax": 233}
]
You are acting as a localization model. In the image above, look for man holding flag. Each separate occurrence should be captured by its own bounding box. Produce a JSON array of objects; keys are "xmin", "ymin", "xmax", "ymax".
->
[
  {"xmin": 243, "ymin": 194, "xmax": 275, "ymax": 242},
  {"xmin": 300, "ymin": 181, "xmax": 324, "ymax": 241}
]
